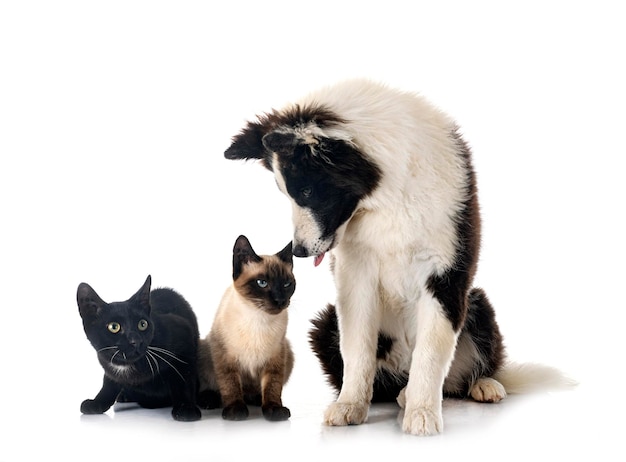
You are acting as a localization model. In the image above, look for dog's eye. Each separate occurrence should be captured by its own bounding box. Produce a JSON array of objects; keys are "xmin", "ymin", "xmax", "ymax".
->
[{"xmin": 301, "ymin": 187, "xmax": 312, "ymax": 198}]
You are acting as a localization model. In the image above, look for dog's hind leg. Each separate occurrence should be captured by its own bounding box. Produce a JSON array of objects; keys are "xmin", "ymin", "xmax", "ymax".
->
[{"xmin": 443, "ymin": 288, "xmax": 507, "ymax": 401}]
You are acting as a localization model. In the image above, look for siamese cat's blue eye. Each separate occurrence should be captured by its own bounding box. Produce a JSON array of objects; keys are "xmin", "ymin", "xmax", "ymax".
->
[
  {"xmin": 138, "ymin": 319, "xmax": 149, "ymax": 331},
  {"xmin": 283, "ymin": 282, "xmax": 292, "ymax": 288},
  {"xmin": 256, "ymin": 279, "xmax": 268, "ymax": 288},
  {"xmin": 107, "ymin": 322, "xmax": 121, "ymax": 334}
]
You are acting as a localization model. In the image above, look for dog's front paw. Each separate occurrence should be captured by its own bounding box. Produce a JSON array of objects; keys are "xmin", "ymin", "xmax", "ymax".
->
[
  {"xmin": 324, "ymin": 401, "xmax": 368, "ymax": 426},
  {"xmin": 470, "ymin": 377, "xmax": 506, "ymax": 403},
  {"xmin": 402, "ymin": 406, "xmax": 443, "ymax": 436}
]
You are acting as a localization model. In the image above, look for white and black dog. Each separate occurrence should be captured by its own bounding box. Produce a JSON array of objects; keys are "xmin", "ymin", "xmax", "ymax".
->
[{"xmin": 224, "ymin": 79, "xmax": 571, "ymax": 435}]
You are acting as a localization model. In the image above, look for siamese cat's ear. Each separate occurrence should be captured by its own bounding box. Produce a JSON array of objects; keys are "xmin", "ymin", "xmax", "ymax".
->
[
  {"xmin": 233, "ymin": 235, "xmax": 262, "ymax": 280},
  {"xmin": 77, "ymin": 282, "xmax": 106, "ymax": 319},
  {"xmin": 277, "ymin": 241, "xmax": 293, "ymax": 264}
]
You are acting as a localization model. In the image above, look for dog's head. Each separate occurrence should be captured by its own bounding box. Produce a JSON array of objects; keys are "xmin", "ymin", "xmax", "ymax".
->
[{"xmin": 225, "ymin": 105, "xmax": 381, "ymax": 264}]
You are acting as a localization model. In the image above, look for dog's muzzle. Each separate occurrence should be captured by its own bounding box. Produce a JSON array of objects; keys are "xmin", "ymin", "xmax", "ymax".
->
[{"xmin": 292, "ymin": 244, "xmax": 309, "ymax": 258}]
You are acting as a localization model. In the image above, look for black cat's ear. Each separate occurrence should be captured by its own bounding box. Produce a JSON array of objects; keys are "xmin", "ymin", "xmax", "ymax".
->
[
  {"xmin": 276, "ymin": 241, "xmax": 293, "ymax": 265},
  {"xmin": 224, "ymin": 122, "xmax": 274, "ymax": 171},
  {"xmin": 77, "ymin": 282, "xmax": 106, "ymax": 319},
  {"xmin": 130, "ymin": 275, "xmax": 152, "ymax": 314},
  {"xmin": 232, "ymin": 235, "xmax": 262, "ymax": 280}
]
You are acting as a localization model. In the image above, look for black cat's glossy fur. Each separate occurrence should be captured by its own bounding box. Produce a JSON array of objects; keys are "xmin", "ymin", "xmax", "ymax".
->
[{"xmin": 77, "ymin": 275, "xmax": 202, "ymax": 421}]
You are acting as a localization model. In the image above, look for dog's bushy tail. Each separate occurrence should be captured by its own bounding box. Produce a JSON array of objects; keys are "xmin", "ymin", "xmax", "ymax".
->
[
  {"xmin": 494, "ymin": 361, "xmax": 578, "ymax": 394},
  {"xmin": 308, "ymin": 304, "xmax": 408, "ymax": 402}
]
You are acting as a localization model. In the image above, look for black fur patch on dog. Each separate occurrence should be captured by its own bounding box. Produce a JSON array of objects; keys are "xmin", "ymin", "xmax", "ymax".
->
[
  {"xmin": 427, "ymin": 128, "xmax": 481, "ymax": 331},
  {"xmin": 309, "ymin": 304, "xmax": 408, "ymax": 403}
]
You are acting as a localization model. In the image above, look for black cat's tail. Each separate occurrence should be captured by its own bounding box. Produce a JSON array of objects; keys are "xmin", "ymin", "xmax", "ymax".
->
[{"xmin": 308, "ymin": 304, "xmax": 408, "ymax": 403}]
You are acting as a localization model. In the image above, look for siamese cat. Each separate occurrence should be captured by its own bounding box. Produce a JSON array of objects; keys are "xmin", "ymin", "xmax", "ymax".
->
[{"xmin": 198, "ymin": 235, "xmax": 295, "ymax": 421}]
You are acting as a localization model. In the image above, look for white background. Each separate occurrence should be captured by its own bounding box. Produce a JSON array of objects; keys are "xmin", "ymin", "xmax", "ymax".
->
[{"xmin": 1, "ymin": 1, "xmax": 624, "ymax": 460}]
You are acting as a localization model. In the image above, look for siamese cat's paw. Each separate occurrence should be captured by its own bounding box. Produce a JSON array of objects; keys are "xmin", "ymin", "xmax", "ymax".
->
[
  {"xmin": 222, "ymin": 402, "xmax": 249, "ymax": 421},
  {"xmin": 262, "ymin": 404, "xmax": 291, "ymax": 421}
]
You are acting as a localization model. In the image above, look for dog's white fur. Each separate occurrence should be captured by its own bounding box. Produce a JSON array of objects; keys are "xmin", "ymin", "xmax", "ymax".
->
[{"xmin": 268, "ymin": 80, "xmax": 475, "ymax": 435}]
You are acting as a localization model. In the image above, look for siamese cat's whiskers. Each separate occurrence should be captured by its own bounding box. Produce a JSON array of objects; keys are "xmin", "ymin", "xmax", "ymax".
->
[
  {"xmin": 149, "ymin": 350, "xmax": 186, "ymax": 382},
  {"xmin": 148, "ymin": 346, "xmax": 188, "ymax": 364}
]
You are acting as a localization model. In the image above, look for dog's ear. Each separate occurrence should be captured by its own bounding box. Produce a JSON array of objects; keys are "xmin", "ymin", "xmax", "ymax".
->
[
  {"xmin": 261, "ymin": 131, "xmax": 299, "ymax": 157},
  {"xmin": 224, "ymin": 121, "xmax": 269, "ymax": 163}
]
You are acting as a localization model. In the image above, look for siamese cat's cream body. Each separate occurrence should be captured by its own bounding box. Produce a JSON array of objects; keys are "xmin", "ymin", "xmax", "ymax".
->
[{"xmin": 213, "ymin": 284, "xmax": 290, "ymax": 375}]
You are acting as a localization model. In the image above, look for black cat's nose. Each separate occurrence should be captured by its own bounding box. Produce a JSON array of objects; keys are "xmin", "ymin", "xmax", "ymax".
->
[
  {"xmin": 128, "ymin": 333, "xmax": 142, "ymax": 347},
  {"xmin": 292, "ymin": 244, "xmax": 308, "ymax": 258}
]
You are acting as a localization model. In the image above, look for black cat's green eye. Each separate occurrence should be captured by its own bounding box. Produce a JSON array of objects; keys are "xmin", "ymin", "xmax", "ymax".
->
[
  {"xmin": 256, "ymin": 279, "xmax": 268, "ymax": 288},
  {"xmin": 107, "ymin": 322, "xmax": 121, "ymax": 334},
  {"xmin": 138, "ymin": 319, "xmax": 149, "ymax": 331}
]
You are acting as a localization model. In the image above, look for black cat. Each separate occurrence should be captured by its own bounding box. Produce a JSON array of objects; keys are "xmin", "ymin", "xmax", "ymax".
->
[{"xmin": 77, "ymin": 275, "xmax": 202, "ymax": 421}]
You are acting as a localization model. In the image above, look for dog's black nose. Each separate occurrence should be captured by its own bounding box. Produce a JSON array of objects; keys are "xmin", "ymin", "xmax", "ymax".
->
[{"xmin": 292, "ymin": 244, "xmax": 308, "ymax": 258}]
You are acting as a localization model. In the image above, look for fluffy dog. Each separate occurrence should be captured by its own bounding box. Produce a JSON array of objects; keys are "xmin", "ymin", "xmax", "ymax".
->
[{"xmin": 224, "ymin": 79, "xmax": 571, "ymax": 435}]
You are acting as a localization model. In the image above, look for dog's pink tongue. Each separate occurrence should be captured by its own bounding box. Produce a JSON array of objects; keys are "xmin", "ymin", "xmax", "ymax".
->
[{"xmin": 314, "ymin": 253, "xmax": 325, "ymax": 267}]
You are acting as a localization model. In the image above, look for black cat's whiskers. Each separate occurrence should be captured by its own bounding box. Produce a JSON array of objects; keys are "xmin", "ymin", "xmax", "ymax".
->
[
  {"xmin": 148, "ymin": 346, "xmax": 188, "ymax": 364},
  {"xmin": 97, "ymin": 346, "xmax": 118, "ymax": 367},
  {"xmin": 145, "ymin": 352, "xmax": 157, "ymax": 378},
  {"xmin": 96, "ymin": 346, "xmax": 117, "ymax": 354},
  {"xmin": 146, "ymin": 347, "xmax": 186, "ymax": 382},
  {"xmin": 110, "ymin": 349, "xmax": 121, "ymax": 364}
]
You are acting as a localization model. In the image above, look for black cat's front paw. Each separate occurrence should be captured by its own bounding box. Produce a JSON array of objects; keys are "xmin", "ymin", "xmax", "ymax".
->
[
  {"xmin": 172, "ymin": 403, "xmax": 202, "ymax": 422},
  {"xmin": 262, "ymin": 404, "xmax": 291, "ymax": 421},
  {"xmin": 222, "ymin": 402, "xmax": 249, "ymax": 421},
  {"xmin": 80, "ymin": 399, "xmax": 110, "ymax": 415}
]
